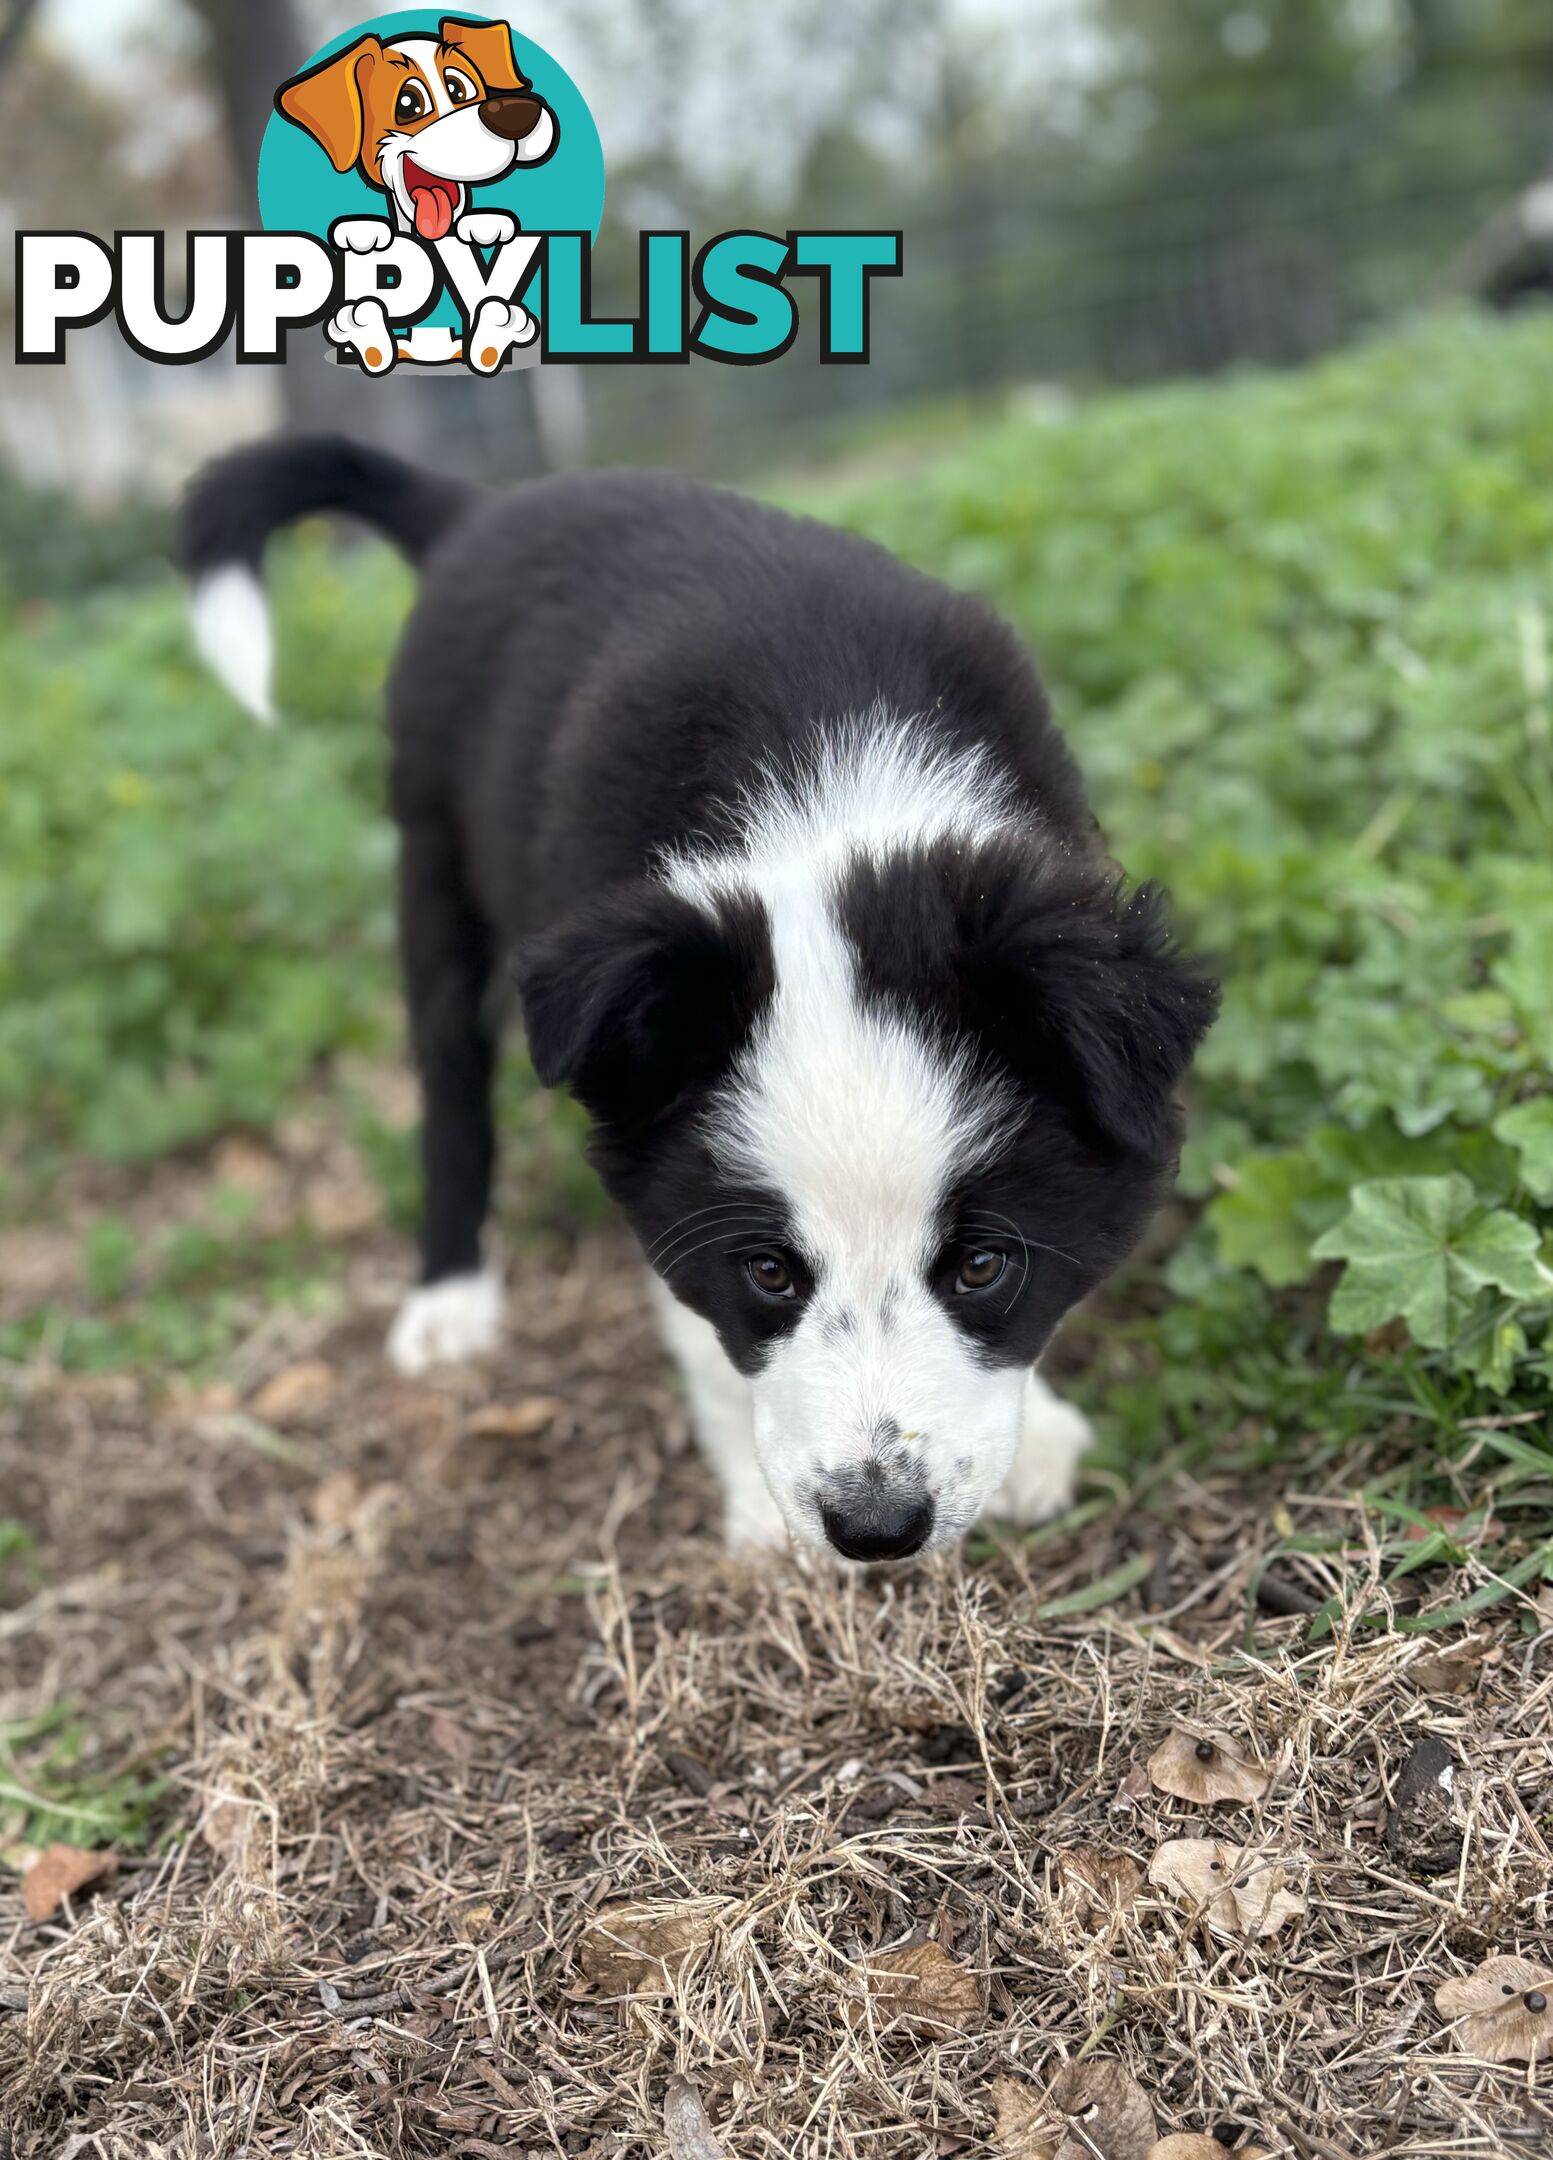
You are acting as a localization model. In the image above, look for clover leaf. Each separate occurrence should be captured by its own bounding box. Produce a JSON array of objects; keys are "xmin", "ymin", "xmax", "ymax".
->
[
  {"xmin": 1494, "ymin": 1099, "xmax": 1553, "ymax": 1205},
  {"xmin": 1312, "ymin": 1174, "xmax": 1550, "ymax": 1351}
]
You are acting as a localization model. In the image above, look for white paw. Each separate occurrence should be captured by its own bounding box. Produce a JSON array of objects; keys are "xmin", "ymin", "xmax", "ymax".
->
[
  {"xmin": 455, "ymin": 208, "xmax": 519, "ymax": 248},
  {"xmin": 989, "ymin": 1377, "xmax": 1093, "ymax": 1527},
  {"xmin": 326, "ymin": 298, "xmax": 396, "ymax": 374},
  {"xmin": 465, "ymin": 297, "xmax": 535, "ymax": 374},
  {"xmin": 329, "ymin": 216, "xmax": 395, "ymax": 254},
  {"xmin": 387, "ymin": 1270, "xmax": 503, "ymax": 1376},
  {"xmin": 724, "ymin": 1481, "xmax": 791, "ymax": 1552}
]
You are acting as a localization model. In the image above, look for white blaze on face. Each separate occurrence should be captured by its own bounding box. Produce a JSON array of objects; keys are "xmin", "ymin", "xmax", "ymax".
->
[{"xmin": 662, "ymin": 717, "xmax": 1030, "ymax": 1548}]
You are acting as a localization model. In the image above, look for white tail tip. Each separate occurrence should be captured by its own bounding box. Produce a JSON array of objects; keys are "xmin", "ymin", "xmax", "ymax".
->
[{"xmin": 190, "ymin": 565, "xmax": 275, "ymax": 724}]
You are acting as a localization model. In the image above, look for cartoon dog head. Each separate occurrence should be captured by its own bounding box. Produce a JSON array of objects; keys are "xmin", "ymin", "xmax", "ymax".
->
[{"xmin": 277, "ymin": 16, "xmax": 557, "ymax": 240}]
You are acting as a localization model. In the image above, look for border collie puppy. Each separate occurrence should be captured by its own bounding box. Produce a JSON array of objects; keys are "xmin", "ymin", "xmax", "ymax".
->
[{"xmin": 182, "ymin": 440, "xmax": 1216, "ymax": 1561}]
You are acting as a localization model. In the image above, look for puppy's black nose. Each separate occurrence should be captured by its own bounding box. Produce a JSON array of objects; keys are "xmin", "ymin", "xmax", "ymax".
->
[
  {"xmin": 821, "ymin": 1495, "xmax": 934, "ymax": 1562},
  {"xmin": 479, "ymin": 91, "xmax": 547, "ymax": 142}
]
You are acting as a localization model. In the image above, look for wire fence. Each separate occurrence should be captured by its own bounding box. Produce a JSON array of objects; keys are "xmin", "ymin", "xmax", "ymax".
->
[
  {"xmin": 7, "ymin": 83, "xmax": 1552, "ymax": 509},
  {"xmin": 554, "ymin": 88, "xmax": 1553, "ymax": 476}
]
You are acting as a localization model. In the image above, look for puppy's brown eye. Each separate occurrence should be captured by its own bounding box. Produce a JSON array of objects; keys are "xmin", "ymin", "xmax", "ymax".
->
[
  {"xmin": 444, "ymin": 69, "xmax": 477, "ymax": 105},
  {"xmin": 956, "ymin": 1248, "xmax": 1006, "ymax": 1293},
  {"xmin": 748, "ymin": 1254, "xmax": 794, "ymax": 1300},
  {"xmin": 395, "ymin": 82, "xmax": 429, "ymax": 124}
]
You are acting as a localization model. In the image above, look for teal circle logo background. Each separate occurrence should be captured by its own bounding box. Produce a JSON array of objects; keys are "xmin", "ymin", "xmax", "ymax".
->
[{"xmin": 258, "ymin": 9, "xmax": 604, "ymax": 329}]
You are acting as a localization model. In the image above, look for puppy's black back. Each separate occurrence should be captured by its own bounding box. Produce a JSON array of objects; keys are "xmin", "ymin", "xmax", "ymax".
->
[{"xmin": 386, "ymin": 470, "xmax": 1099, "ymax": 944}]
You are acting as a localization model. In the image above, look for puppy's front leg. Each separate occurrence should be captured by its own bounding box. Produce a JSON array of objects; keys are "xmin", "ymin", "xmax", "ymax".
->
[
  {"xmin": 991, "ymin": 1368, "xmax": 1093, "ymax": 1528},
  {"xmin": 387, "ymin": 821, "xmax": 502, "ymax": 1376},
  {"xmin": 648, "ymin": 1279, "xmax": 786, "ymax": 1550}
]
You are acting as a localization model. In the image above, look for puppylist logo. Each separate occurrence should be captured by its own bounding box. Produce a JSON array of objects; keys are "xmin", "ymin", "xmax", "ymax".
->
[{"xmin": 14, "ymin": 10, "xmax": 902, "ymax": 378}]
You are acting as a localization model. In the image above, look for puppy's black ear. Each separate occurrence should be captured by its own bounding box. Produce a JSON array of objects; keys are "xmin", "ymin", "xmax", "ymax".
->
[
  {"xmin": 518, "ymin": 883, "xmax": 773, "ymax": 1126},
  {"xmin": 959, "ymin": 863, "xmax": 1219, "ymax": 1157}
]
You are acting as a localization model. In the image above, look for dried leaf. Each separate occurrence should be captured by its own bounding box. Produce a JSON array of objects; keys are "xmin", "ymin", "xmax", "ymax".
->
[
  {"xmin": 22, "ymin": 1843, "xmax": 117, "ymax": 1921},
  {"xmin": 466, "ymin": 1396, "xmax": 566, "ymax": 1440},
  {"xmin": 1113, "ymin": 1763, "xmax": 1152, "ymax": 1809},
  {"xmin": 1146, "ymin": 2142, "xmax": 1275, "ymax": 2160},
  {"xmin": 1148, "ymin": 1838, "xmax": 1305, "ymax": 1938},
  {"xmin": 1054, "ymin": 1844, "xmax": 1143, "ymax": 1925},
  {"xmin": 990, "ymin": 2073, "xmax": 1047, "ymax": 2158},
  {"xmin": 201, "ymin": 1796, "xmax": 259, "ymax": 1861},
  {"xmin": 849, "ymin": 1938, "xmax": 981, "ymax": 2037},
  {"xmin": 301, "ymin": 1166, "xmax": 381, "ymax": 1240},
  {"xmin": 456, "ymin": 1898, "xmax": 495, "ymax": 1941},
  {"xmin": 1408, "ymin": 1650, "xmax": 1479, "ymax": 1697},
  {"xmin": 1435, "ymin": 1953, "xmax": 1553, "ymax": 2062},
  {"xmin": 664, "ymin": 2075, "xmax": 728, "ymax": 2160},
  {"xmin": 1146, "ymin": 1730, "xmax": 1270, "ymax": 1805},
  {"xmin": 428, "ymin": 1710, "xmax": 472, "ymax": 1762},
  {"xmin": 1043, "ymin": 2059, "xmax": 1157, "ymax": 2160},
  {"xmin": 310, "ymin": 1470, "xmax": 364, "ymax": 1528},
  {"xmin": 212, "ymin": 1135, "xmax": 284, "ymax": 1194},
  {"xmin": 0, "ymin": 1227, "xmax": 82, "ymax": 1305},
  {"xmin": 250, "ymin": 1359, "xmax": 336, "ymax": 1425},
  {"xmin": 578, "ymin": 1897, "xmax": 729, "ymax": 1996},
  {"xmin": 1404, "ymin": 1505, "xmax": 1504, "ymax": 1545}
]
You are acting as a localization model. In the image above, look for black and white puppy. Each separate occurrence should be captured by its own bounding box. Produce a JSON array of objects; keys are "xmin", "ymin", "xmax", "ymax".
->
[{"xmin": 182, "ymin": 440, "xmax": 1216, "ymax": 1561}]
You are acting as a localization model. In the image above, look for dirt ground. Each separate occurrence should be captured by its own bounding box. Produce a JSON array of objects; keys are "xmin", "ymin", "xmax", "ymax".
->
[{"xmin": 3, "ymin": 1204, "xmax": 1552, "ymax": 2158}]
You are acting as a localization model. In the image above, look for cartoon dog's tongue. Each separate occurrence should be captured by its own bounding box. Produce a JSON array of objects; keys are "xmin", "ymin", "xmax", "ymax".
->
[{"xmin": 405, "ymin": 161, "xmax": 456, "ymax": 240}]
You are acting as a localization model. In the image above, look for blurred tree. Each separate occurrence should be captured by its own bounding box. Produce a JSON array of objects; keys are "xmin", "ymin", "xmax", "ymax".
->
[
  {"xmin": 181, "ymin": 0, "xmax": 305, "ymax": 218},
  {"xmin": 1087, "ymin": 0, "xmax": 1378, "ymax": 138},
  {"xmin": 1407, "ymin": 0, "xmax": 1553, "ymax": 94},
  {"xmin": 0, "ymin": 0, "xmax": 44, "ymax": 79}
]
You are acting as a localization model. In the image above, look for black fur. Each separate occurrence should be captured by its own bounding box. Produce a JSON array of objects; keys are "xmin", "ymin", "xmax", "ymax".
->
[
  {"xmin": 179, "ymin": 435, "xmax": 470, "ymax": 574},
  {"xmin": 179, "ymin": 438, "xmax": 1217, "ymax": 1328}
]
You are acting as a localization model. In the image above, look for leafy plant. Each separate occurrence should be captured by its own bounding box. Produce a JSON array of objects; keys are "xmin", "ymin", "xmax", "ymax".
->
[
  {"xmin": 819, "ymin": 309, "xmax": 1553, "ymax": 1407},
  {"xmin": 0, "ymin": 1219, "xmax": 339, "ymax": 1376},
  {"xmin": 0, "ymin": 532, "xmax": 409, "ymax": 1172},
  {"xmin": 0, "ymin": 1703, "xmax": 168, "ymax": 1852},
  {"xmin": 5, "ymin": 309, "xmax": 1553, "ymax": 1431}
]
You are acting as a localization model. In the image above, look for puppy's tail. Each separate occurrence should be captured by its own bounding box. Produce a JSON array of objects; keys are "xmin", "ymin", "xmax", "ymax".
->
[{"xmin": 178, "ymin": 433, "xmax": 474, "ymax": 724}]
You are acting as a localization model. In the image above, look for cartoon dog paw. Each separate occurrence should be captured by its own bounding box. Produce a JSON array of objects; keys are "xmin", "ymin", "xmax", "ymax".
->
[
  {"xmin": 454, "ymin": 208, "xmax": 519, "ymax": 249},
  {"xmin": 466, "ymin": 297, "xmax": 536, "ymax": 374},
  {"xmin": 329, "ymin": 216, "xmax": 396, "ymax": 254},
  {"xmin": 326, "ymin": 298, "xmax": 396, "ymax": 374}
]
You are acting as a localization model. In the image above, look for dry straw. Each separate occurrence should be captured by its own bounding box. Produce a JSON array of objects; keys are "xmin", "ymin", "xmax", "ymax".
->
[{"xmin": 3, "ymin": 1236, "xmax": 1552, "ymax": 2153}]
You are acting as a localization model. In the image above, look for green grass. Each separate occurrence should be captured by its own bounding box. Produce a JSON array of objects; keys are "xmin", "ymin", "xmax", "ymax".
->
[
  {"xmin": 0, "ymin": 1703, "xmax": 169, "ymax": 1852},
  {"xmin": 813, "ymin": 312, "xmax": 1553, "ymax": 1441},
  {"xmin": 0, "ymin": 1213, "xmax": 341, "ymax": 1377},
  {"xmin": 0, "ymin": 538, "xmax": 408, "ymax": 1180},
  {"xmin": 1, "ymin": 309, "xmax": 1550, "ymax": 1520}
]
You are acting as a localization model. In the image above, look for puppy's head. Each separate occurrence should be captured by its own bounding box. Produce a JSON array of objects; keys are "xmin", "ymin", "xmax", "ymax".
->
[
  {"xmin": 276, "ymin": 16, "xmax": 556, "ymax": 240},
  {"xmin": 520, "ymin": 836, "xmax": 1215, "ymax": 1560}
]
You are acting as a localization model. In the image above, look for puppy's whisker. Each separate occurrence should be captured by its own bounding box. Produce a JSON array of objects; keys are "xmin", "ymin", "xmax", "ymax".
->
[
  {"xmin": 961, "ymin": 1212, "xmax": 1079, "ymax": 1268},
  {"xmin": 655, "ymin": 1227, "xmax": 772, "ymax": 1275},
  {"xmin": 643, "ymin": 1200, "xmax": 764, "ymax": 1252},
  {"xmin": 645, "ymin": 1196, "xmax": 774, "ymax": 1250},
  {"xmin": 960, "ymin": 1208, "xmax": 1036, "ymax": 1314},
  {"xmin": 660, "ymin": 1223, "xmax": 774, "ymax": 1275},
  {"xmin": 647, "ymin": 1226, "xmax": 773, "ymax": 1270},
  {"xmin": 646, "ymin": 1206, "xmax": 770, "ymax": 1265}
]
